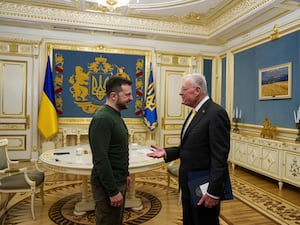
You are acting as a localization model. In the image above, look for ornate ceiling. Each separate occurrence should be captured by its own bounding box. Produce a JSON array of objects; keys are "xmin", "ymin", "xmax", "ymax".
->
[{"xmin": 0, "ymin": 0, "xmax": 299, "ymax": 45}]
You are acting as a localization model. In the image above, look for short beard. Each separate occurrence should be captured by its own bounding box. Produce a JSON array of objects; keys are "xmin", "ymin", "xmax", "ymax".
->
[{"xmin": 116, "ymin": 101, "xmax": 128, "ymax": 110}]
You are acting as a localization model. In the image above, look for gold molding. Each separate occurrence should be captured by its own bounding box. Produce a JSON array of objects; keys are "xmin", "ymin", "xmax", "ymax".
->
[
  {"xmin": 231, "ymin": 24, "xmax": 300, "ymax": 55},
  {"xmin": 164, "ymin": 124, "xmax": 182, "ymax": 130},
  {"xmin": 124, "ymin": 118, "xmax": 144, "ymax": 125},
  {"xmin": 164, "ymin": 134, "xmax": 180, "ymax": 148},
  {"xmin": 58, "ymin": 117, "xmax": 144, "ymax": 125},
  {"xmin": 49, "ymin": 42, "xmax": 151, "ymax": 123},
  {"xmin": 0, "ymin": 0, "xmax": 278, "ymax": 43},
  {"xmin": 47, "ymin": 43, "xmax": 151, "ymax": 58},
  {"xmin": 164, "ymin": 69, "xmax": 186, "ymax": 120},
  {"xmin": 58, "ymin": 118, "xmax": 91, "ymax": 125},
  {"xmin": 0, "ymin": 38, "xmax": 41, "ymax": 45},
  {"xmin": 0, "ymin": 135, "xmax": 26, "ymax": 151},
  {"xmin": 0, "ymin": 40, "xmax": 39, "ymax": 56},
  {"xmin": 0, "ymin": 123, "xmax": 26, "ymax": 130},
  {"xmin": 9, "ymin": 44, "xmax": 18, "ymax": 53},
  {"xmin": 0, "ymin": 60, "xmax": 27, "ymax": 118}
]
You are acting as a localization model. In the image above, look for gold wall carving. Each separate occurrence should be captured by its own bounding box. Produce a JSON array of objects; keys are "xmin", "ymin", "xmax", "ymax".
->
[
  {"xmin": 0, "ymin": 41, "xmax": 39, "ymax": 56},
  {"xmin": 270, "ymin": 24, "xmax": 280, "ymax": 40},
  {"xmin": 158, "ymin": 53, "xmax": 194, "ymax": 67}
]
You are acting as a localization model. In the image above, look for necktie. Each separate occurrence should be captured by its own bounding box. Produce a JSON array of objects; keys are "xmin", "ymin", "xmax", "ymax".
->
[{"xmin": 183, "ymin": 109, "xmax": 197, "ymax": 136}]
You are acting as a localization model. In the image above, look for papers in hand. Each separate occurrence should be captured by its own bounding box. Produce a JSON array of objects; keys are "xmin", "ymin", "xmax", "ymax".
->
[
  {"xmin": 136, "ymin": 148, "xmax": 155, "ymax": 155},
  {"xmin": 188, "ymin": 170, "xmax": 210, "ymax": 207},
  {"xmin": 188, "ymin": 170, "xmax": 233, "ymax": 207},
  {"xmin": 199, "ymin": 182, "xmax": 209, "ymax": 196}
]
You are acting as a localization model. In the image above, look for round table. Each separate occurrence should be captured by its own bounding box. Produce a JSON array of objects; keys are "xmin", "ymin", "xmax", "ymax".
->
[{"xmin": 40, "ymin": 144, "xmax": 163, "ymax": 215}]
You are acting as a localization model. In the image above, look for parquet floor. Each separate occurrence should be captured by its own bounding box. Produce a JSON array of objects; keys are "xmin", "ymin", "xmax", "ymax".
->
[{"xmin": 0, "ymin": 162, "xmax": 299, "ymax": 225}]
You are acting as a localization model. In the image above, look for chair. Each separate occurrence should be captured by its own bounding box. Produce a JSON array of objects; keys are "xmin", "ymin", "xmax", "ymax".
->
[
  {"xmin": 0, "ymin": 139, "xmax": 45, "ymax": 220},
  {"xmin": 41, "ymin": 141, "xmax": 55, "ymax": 152},
  {"xmin": 63, "ymin": 128, "xmax": 88, "ymax": 147},
  {"xmin": 167, "ymin": 159, "xmax": 181, "ymax": 204}
]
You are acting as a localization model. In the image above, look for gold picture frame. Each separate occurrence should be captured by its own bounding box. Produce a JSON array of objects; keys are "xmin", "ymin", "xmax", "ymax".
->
[{"xmin": 258, "ymin": 62, "xmax": 292, "ymax": 100}]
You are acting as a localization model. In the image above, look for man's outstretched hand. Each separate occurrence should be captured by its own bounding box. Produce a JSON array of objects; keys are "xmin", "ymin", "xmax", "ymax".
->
[{"xmin": 147, "ymin": 144, "xmax": 166, "ymax": 158}]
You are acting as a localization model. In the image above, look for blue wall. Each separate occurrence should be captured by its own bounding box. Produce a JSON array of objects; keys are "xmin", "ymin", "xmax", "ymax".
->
[
  {"xmin": 204, "ymin": 59, "xmax": 212, "ymax": 97},
  {"xmin": 221, "ymin": 57, "xmax": 227, "ymax": 108},
  {"xmin": 234, "ymin": 31, "xmax": 300, "ymax": 128}
]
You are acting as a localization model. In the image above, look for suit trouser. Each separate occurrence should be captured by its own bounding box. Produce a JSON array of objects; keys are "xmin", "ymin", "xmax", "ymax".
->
[
  {"xmin": 182, "ymin": 196, "xmax": 220, "ymax": 225},
  {"xmin": 92, "ymin": 183, "xmax": 126, "ymax": 225}
]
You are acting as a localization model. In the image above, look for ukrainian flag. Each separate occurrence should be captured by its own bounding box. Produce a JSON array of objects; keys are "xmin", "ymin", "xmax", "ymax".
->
[
  {"xmin": 144, "ymin": 63, "xmax": 158, "ymax": 131},
  {"xmin": 38, "ymin": 56, "xmax": 58, "ymax": 139}
]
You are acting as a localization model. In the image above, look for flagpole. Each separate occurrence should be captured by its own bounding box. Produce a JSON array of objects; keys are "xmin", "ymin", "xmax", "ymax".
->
[{"xmin": 148, "ymin": 130, "xmax": 152, "ymax": 145}]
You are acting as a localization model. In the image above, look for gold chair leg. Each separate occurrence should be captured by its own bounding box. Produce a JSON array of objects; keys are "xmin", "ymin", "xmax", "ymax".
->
[
  {"xmin": 31, "ymin": 192, "xmax": 36, "ymax": 220},
  {"xmin": 40, "ymin": 184, "xmax": 45, "ymax": 205}
]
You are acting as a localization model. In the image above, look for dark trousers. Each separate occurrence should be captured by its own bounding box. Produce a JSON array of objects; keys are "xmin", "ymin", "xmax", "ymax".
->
[
  {"xmin": 92, "ymin": 183, "xmax": 126, "ymax": 225},
  {"xmin": 182, "ymin": 196, "xmax": 220, "ymax": 225}
]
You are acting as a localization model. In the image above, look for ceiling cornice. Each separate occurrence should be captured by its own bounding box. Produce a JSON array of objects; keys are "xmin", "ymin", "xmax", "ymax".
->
[{"xmin": 0, "ymin": 1, "xmax": 282, "ymax": 45}]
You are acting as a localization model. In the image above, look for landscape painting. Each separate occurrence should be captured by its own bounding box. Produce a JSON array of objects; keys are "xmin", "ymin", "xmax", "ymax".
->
[{"xmin": 258, "ymin": 62, "xmax": 292, "ymax": 100}]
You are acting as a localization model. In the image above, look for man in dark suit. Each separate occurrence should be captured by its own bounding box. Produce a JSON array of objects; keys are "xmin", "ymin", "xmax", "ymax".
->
[{"xmin": 148, "ymin": 73, "xmax": 231, "ymax": 225}]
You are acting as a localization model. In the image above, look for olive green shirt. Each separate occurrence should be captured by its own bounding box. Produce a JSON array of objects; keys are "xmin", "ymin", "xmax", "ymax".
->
[{"xmin": 89, "ymin": 104, "xmax": 129, "ymax": 197}]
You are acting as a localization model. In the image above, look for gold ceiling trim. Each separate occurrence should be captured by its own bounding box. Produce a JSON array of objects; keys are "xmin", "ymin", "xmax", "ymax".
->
[
  {"xmin": 0, "ymin": 2, "xmax": 207, "ymax": 37},
  {"xmin": 205, "ymin": 0, "xmax": 271, "ymax": 35},
  {"xmin": 0, "ymin": 1, "xmax": 285, "ymax": 40},
  {"xmin": 231, "ymin": 23, "xmax": 300, "ymax": 55}
]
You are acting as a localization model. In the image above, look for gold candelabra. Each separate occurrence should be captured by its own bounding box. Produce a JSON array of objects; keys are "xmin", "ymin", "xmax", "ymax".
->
[
  {"xmin": 232, "ymin": 118, "xmax": 241, "ymax": 133},
  {"xmin": 296, "ymin": 122, "xmax": 300, "ymax": 144}
]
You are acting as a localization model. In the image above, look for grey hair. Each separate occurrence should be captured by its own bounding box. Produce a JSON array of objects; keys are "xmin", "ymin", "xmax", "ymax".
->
[{"xmin": 183, "ymin": 73, "xmax": 208, "ymax": 95}]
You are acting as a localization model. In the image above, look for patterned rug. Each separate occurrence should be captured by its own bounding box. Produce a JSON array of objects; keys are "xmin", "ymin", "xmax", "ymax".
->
[
  {"xmin": 229, "ymin": 176, "xmax": 300, "ymax": 225},
  {"xmin": 48, "ymin": 185, "xmax": 162, "ymax": 225},
  {"xmin": 0, "ymin": 171, "xmax": 183, "ymax": 225}
]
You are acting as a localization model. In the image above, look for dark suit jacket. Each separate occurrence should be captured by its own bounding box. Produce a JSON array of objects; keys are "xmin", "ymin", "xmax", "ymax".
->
[{"xmin": 165, "ymin": 99, "xmax": 231, "ymax": 200}]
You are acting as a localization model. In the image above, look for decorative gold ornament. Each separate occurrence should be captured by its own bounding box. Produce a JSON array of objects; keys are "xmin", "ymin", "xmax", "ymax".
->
[
  {"xmin": 260, "ymin": 118, "xmax": 277, "ymax": 139},
  {"xmin": 270, "ymin": 24, "xmax": 280, "ymax": 40}
]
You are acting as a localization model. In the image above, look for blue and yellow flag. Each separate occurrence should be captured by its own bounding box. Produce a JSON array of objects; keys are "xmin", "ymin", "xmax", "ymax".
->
[
  {"xmin": 144, "ymin": 63, "xmax": 158, "ymax": 131},
  {"xmin": 38, "ymin": 56, "xmax": 58, "ymax": 139}
]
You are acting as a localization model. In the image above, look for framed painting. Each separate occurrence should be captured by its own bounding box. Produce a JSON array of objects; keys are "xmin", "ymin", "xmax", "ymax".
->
[
  {"xmin": 258, "ymin": 62, "xmax": 292, "ymax": 100},
  {"xmin": 47, "ymin": 43, "xmax": 151, "ymax": 119}
]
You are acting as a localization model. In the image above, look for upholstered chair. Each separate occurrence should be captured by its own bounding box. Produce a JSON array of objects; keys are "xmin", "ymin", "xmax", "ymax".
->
[{"xmin": 0, "ymin": 139, "xmax": 45, "ymax": 220}]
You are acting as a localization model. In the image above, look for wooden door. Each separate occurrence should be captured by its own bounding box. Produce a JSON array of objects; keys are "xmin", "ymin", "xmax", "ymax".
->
[{"xmin": 0, "ymin": 55, "xmax": 33, "ymax": 159}]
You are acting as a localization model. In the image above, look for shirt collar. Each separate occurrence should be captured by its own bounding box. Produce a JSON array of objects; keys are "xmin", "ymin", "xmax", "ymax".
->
[{"xmin": 194, "ymin": 96, "xmax": 209, "ymax": 112}]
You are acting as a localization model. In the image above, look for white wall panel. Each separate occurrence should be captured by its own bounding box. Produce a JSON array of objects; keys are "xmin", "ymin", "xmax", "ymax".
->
[{"xmin": 1, "ymin": 61, "xmax": 26, "ymax": 117}]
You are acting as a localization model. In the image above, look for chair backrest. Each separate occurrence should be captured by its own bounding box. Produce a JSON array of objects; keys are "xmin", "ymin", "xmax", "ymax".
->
[
  {"xmin": 0, "ymin": 139, "xmax": 9, "ymax": 170},
  {"xmin": 41, "ymin": 141, "xmax": 55, "ymax": 153}
]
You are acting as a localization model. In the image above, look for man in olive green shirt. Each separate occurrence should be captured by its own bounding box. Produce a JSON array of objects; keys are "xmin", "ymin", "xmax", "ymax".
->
[{"xmin": 89, "ymin": 76, "xmax": 133, "ymax": 225}]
